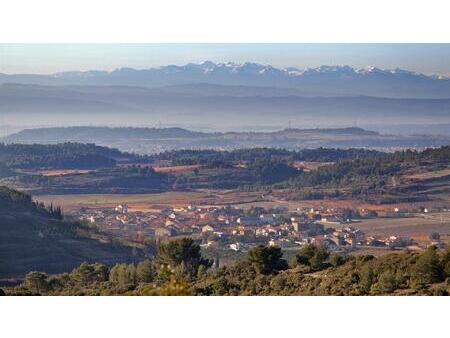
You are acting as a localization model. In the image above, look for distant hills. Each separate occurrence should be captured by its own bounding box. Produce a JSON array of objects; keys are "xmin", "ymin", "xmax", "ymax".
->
[
  {"xmin": 2, "ymin": 61, "xmax": 450, "ymax": 98},
  {"xmin": 3, "ymin": 126, "xmax": 450, "ymax": 153},
  {"xmin": 2, "ymin": 126, "xmax": 208, "ymax": 142},
  {"xmin": 1, "ymin": 83, "xmax": 450, "ymax": 129},
  {"xmin": 2, "ymin": 62, "xmax": 449, "ymax": 132}
]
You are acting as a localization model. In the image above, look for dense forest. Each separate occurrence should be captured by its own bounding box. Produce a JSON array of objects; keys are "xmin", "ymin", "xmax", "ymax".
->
[
  {"xmin": 0, "ymin": 186, "xmax": 63, "ymax": 219},
  {"xmin": 0, "ymin": 142, "xmax": 147, "ymax": 170},
  {"xmin": 2, "ymin": 165, "xmax": 169, "ymax": 194},
  {"xmin": 4, "ymin": 237, "xmax": 449, "ymax": 296},
  {"xmin": 0, "ymin": 162, "xmax": 14, "ymax": 179},
  {"xmin": 152, "ymin": 147, "xmax": 382, "ymax": 167},
  {"xmin": 275, "ymin": 146, "xmax": 450, "ymax": 201},
  {"xmin": 151, "ymin": 147, "xmax": 384, "ymax": 190},
  {"xmin": 0, "ymin": 144, "xmax": 448, "ymax": 197},
  {"xmin": 161, "ymin": 146, "xmax": 449, "ymax": 201}
]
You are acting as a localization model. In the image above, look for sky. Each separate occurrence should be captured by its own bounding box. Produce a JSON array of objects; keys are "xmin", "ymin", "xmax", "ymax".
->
[{"xmin": 1, "ymin": 44, "xmax": 450, "ymax": 76}]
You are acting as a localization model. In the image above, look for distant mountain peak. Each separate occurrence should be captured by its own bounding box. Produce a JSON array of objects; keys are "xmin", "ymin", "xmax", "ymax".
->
[
  {"xmin": 2, "ymin": 61, "xmax": 449, "ymax": 98},
  {"xmin": 47, "ymin": 61, "xmax": 447, "ymax": 81}
]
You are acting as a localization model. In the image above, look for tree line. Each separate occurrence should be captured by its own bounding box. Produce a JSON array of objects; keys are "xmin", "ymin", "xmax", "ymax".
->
[
  {"xmin": 0, "ymin": 142, "xmax": 147, "ymax": 170},
  {"xmin": 4, "ymin": 238, "xmax": 449, "ymax": 296}
]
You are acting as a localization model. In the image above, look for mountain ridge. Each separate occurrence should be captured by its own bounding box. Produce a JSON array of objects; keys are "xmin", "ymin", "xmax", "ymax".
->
[
  {"xmin": 2, "ymin": 61, "xmax": 450, "ymax": 98},
  {"xmin": 2, "ymin": 83, "xmax": 450, "ymax": 126}
]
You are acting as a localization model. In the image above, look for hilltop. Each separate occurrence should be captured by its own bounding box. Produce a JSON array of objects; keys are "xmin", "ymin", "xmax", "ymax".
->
[{"xmin": 3, "ymin": 126, "xmax": 449, "ymax": 154}]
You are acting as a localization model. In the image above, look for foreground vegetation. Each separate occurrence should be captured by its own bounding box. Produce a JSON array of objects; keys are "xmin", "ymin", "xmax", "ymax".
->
[{"xmin": 4, "ymin": 238, "xmax": 449, "ymax": 296}]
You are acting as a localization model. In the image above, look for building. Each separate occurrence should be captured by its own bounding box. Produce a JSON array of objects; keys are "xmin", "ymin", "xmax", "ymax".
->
[
  {"xmin": 237, "ymin": 216, "xmax": 261, "ymax": 225},
  {"xmin": 259, "ymin": 214, "xmax": 275, "ymax": 224},
  {"xmin": 229, "ymin": 243, "xmax": 241, "ymax": 251},
  {"xmin": 292, "ymin": 222, "xmax": 309, "ymax": 232},
  {"xmin": 202, "ymin": 225, "xmax": 215, "ymax": 233},
  {"xmin": 114, "ymin": 204, "xmax": 128, "ymax": 214}
]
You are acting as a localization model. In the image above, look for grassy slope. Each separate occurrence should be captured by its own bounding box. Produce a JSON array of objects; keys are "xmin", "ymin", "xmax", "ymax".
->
[{"xmin": 0, "ymin": 201, "xmax": 140, "ymax": 281}]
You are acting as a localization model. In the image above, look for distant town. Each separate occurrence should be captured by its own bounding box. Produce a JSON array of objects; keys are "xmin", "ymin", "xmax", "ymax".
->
[{"xmin": 72, "ymin": 199, "xmax": 449, "ymax": 259}]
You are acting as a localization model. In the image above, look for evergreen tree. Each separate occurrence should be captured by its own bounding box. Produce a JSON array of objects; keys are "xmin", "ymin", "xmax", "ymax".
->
[
  {"xmin": 136, "ymin": 259, "xmax": 154, "ymax": 283},
  {"xmin": 155, "ymin": 238, "xmax": 211, "ymax": 278},
  {"xmin": 247, "ymin": 245, "xmax": 288, "ymax": 275},
  {"xmin": 412, "ymin": 246, "xmax": 444, "ymax": 285},
  {"xmin": 25, "ymin": 271, "xmax": 49, "ymax": 293}
]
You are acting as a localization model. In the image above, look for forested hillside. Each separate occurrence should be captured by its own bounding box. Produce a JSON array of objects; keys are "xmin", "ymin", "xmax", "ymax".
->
[
  {"xmin": 0, "ymin": 142, "xmax": 146, "ymax": 170},
  {"xmin": 1, "ymin": 145, "xmax": 448, "ymax": 197},
  {"xmin": 0, "ymin": 186, "xmax": 141, "ymax": 280},
  {"xmin": 152, "ymin": 147, "xmax": 382, "ymax": 166},
  {"xmin": 276, "ymin": 146, "xmax": 450, "ymax": 202}
]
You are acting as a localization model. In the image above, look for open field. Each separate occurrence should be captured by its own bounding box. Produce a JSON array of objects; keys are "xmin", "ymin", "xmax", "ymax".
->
[
  {"xmin": 351, "ymin": 214, "xmax": 450, "ymax": 244},
  {"xmin": 35, "ymin": 190, "xmax": 266, "ymax": 212},
  {"xmin": 230, "ymin": 197, "xmax": 450, "ymax": 213},
  {"xmin": 291, "ymin": 161, "xmax": 333, "ymax": 172},
  {"xmin": 35, "ymin": 191, "xmax": 209, "ymax": 211},
  {"xmin": 153, "ymin": 164, "xmax": 201, "ymax": 173},
  {"xmin": 406, "ymin": 167, "xmax": 450, "ymax": 180},
  {"xmin": 37, "ymin": 169, "xmax": 92, "ymax": 177},
  {"xmin": 18, "ymin": 169, "xmax": 93, "ymax": 176}
]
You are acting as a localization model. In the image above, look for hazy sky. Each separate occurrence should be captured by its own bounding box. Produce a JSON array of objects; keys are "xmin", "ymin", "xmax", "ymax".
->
[{"xmin": 1, "ymin": 44, "xmax": 450, "ymax": 75}]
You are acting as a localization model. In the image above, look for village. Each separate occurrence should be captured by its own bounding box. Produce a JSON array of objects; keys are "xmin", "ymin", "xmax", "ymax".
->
[{"xmin": 72, "ymin": 200, "xmax": 449, "ymax": 255}]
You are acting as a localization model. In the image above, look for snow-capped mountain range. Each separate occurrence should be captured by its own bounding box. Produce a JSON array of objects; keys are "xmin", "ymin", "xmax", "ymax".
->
[
  {"xmin": 51, "ymin": 61, "xmax": 448, "ymax": 80},
  {"xmin": 1, "ymin": 61, "xmax": 450, "ymax": 98}
]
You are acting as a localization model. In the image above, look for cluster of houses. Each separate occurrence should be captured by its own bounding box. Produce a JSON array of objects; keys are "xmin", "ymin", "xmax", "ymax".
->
[{"xmin": 73, "ymin": 202, "xmax": 446, "ymax": 252}]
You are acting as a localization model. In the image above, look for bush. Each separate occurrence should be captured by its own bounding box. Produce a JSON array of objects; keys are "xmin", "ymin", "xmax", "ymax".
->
[
  {"xmin": 71, "ymin": 262, "xmax": 109, "ymax": 286},
  {"xmin": 371, "ymin": 270, "xmax": 399, "ymax": 294},
  {"xmin": 109, "ymin": 263, "xmax": 137, "ymax": 288},
  {"xmin": 358, "ymin": 265, "xmax": 375, "ymax": 294},
  {"xmin": 412, "ymin": 246, "xmax": 444, "ymax": 285},
  {"xmin": 24, "ymin": 271, "xmax": 49, "ymax": 294},
  {"xmin": 136, "ymin": 259, "xmax": 154, "ymax": 283},
  {"xmin": 329, "ymin": 253, "xmax": 346, "ymax": 267}
]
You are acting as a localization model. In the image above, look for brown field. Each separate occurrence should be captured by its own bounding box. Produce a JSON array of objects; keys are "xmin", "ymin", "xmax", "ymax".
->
[
  {"xmin": 406, "ymin": 167, "xmax": 450, "ymax": 180},
  {"xmin": 153, "ymin": 164, "xmax": 201, "ymax": 173},
  {"xmin": 21, "ymin": 169, "xmax": 92, "ymax": 176},
  {"xmin": 349, "ymin": 247, "xmax": 409, "ymax": 257},
  {"xmin": 292, "ymin": 161, "xmax": 333, "ymax": 172},
  {"xmin": 230, "ymin": 196, "xmax": 450, "ymax": 213},
  {"xmin": 35, "ymin": 191, "xmax": 209, "ymax": 211},
  {"xmin": 351, "ymin": 214, "xmax": 450, "ymax": 244}
]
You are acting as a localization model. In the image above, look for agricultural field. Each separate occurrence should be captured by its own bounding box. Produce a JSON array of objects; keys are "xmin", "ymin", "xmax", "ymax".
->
[
  {"xmin": 35, "ymin": 191, "xmax": 209, "ymax": 211},
  {"xmin": 291, "ymin": 161, "xmax": 333, "ymax": 172},
  {"xmin": 32, "ymin": 169, "xmax": 93, "ymax": 177},
  {"xmin": 153, "ymin": 164, "xmax": 201, "ymax": 173},
  {"xmin": 351, "ymin": 214, "xmax": 450, "ymax": 244},
  {"xmin": 406, "ymin": 167, "xmax": 450, "ymax": 180}
]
